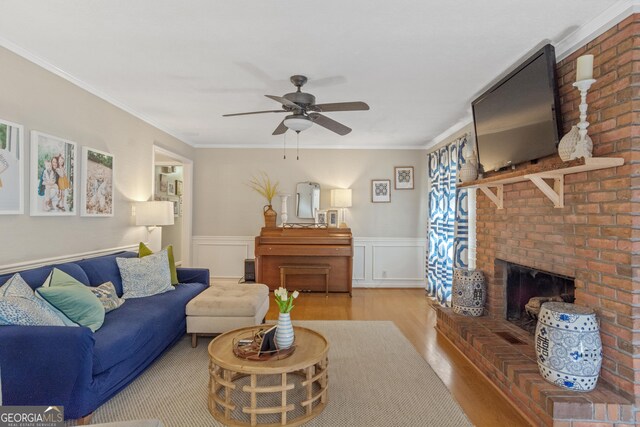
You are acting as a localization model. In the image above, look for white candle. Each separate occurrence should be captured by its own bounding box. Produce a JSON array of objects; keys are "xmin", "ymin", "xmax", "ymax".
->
[{"xmin": 576, "ymin": 54, "xmax": 594, "ymax": 81}]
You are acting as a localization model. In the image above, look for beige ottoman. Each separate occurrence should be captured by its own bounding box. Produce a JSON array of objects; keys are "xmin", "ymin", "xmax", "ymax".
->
[{"xmin": 186, "ymin": 283, "xmax": 270, "ymax": 347}]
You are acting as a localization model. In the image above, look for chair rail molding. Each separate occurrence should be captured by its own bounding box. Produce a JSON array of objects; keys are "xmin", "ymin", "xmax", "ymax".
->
[
  {"xmin": 0, "ymin": 244, "xmax": 140, "ymax": 276},
  {"xmin": 192, "ymin": 235, "xmax": 426, "ymax": 288}
]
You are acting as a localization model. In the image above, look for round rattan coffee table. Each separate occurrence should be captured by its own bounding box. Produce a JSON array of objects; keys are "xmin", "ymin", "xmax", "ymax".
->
[{"xmin": 208, "ymin": 325, "xmax": 329, "ymax": 427}]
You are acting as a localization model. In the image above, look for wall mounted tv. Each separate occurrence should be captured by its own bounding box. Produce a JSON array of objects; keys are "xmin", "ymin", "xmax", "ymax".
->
[{"xmin": 472, "ymin": 44, "xmax": 562, "ymax": 173}]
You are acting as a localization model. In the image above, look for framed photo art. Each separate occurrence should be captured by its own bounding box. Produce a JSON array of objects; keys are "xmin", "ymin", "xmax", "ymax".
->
[
  {"xmin": 371, "ymin": 179, "xmax": 391, "ymax": 203},
  {"xmin": 159, "ymin": 174, "xmax": 168, "ymax": 193},
  {"xmin": 315, "ymin": 209, "xmax": 327, "ymax": 225},
  {"xmin": 167, "ymin": 180, "xmax": 176, "ymax": 196},
  {"xmin": 327, "ymin": 209, "xmax": 338, "ymax": 228},
  {"xmin": 175, "ymin": 180, "xmax": 183, "ymax": 196},
  {"xmin": 0, "ymin": 118, "xmax": 25, "ymax": 214},
  {"xmin": 81, "ymin": 147, "xmax": 114, "ymax": 217},
  {"xmin": 30, "ymin": 131, "xmax": 77, "ymax": 216},
  {"xmin": 394, "ymin": 166, "xmax": 414, "ymax": 190}
]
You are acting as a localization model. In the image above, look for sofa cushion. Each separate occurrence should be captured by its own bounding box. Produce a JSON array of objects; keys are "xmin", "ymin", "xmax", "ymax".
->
[
  {"xmin": 92, "ymin": 282, "xmax": 207, "ymax": 375},
  {"xmin": 75, "ymin": 251, "xmax": 138, "ymax": 296},
  {"xmin": 117, "ymin": 250, "xmax": 173, "ymax": 299},
  {"xmin": 139, "ymin": 242, "xmax": 178, "ymax": 285},
  {"xmin": 36, "ymin": 269, "xmax": 105, "ymax": 332}
]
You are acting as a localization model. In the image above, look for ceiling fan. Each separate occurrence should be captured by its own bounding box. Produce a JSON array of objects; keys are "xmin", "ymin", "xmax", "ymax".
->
[{"xmin": 222, "ymin": 75, "xmax": 369, "ymax": 136}]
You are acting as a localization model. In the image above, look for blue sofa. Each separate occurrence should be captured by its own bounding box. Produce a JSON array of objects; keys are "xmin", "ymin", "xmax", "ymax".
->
[{"xmin": 0, "ymin": 251, "xmax": 209, "ymax": 420}]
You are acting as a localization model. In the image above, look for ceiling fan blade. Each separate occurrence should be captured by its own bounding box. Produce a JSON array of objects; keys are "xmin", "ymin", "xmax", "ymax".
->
[
  {"xmin": 222, "ymin": 110, "xmax": 286, "ymax": 117},
  {"xmin": 312, "ymin": 101, "xmax": 369, "ymax": 112},
  {"xmin": 308, "ymin": 113, "xmax": 352, "ymax": 136},
  {"xmin": 265, "ymin": 95, "xmax": 300, "ymax": 110},
  {"xmin": 272, "ymin": 120, "xmax": 288, "ymax": 135}
]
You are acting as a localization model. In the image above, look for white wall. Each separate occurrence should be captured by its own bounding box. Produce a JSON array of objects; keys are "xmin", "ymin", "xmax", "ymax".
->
[
  {"xmin": 192, "ymin": 148, "xmax": 429, "ymax": 287},
  {"xmin": 0, "ymin": 46, "xmax": 194, "ymax": 267}
]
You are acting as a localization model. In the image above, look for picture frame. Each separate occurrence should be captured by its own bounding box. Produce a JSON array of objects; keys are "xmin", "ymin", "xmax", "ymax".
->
[
  {"xmin": 394, "ymin": 166, "xmax": 414, "ymax": 190},
  {"xmin": 315, "ymin": 209, "xmax": 327, "ymax": 225},
  {"xmin": 0, "ymin": 118, "xmax": 25, "ymax": 214},
  {"xmin": 371, "ymin": 179, "xmax": 391, "ymax": 203},
  {"xmin": 81, "ymin": 147, "xmax": 114, "ymax": 217},
  {"xmin": 167, "ymin": 180, "xmax": 176, "ymax": 196},
  {"xmin": 159, "ymin": 174, "xmax": 168, "ymax": 193},
  {"xmin": 175, "ymin": 180, "xmax": 183, "ymax": 196},
  {"xmin": 30, "ymin": 131, "xmax": 77, "ymax": 216},
  {"xmin": 173, "ymin": 199, "xmax": 180, "ymax": 217},
  {"xmin": 327, "ymin": 209, "xmax": 339, "ymax": 228}
]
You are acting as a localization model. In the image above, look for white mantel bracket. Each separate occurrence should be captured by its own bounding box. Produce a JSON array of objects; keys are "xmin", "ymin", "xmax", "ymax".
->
[
  {"xmin": 527, "ymin": 175, "xmax": 564, "ymax": 208},
  {"xmin": 479, "ymin": 185, "xmax": 504, "ymax": 209},
  {"xmin": 467, "ymin": 157, "xmax": 623, "ymax": 209}
]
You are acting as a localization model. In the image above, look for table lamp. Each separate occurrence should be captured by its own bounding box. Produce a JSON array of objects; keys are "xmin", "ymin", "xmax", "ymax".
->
[
  {"xmin": 330, "ymin": 188, "xmax": 352, "ymax": 228},
  {"xmin": 135, "ymin": 201, "xmax": 174, "ymax": 252}
]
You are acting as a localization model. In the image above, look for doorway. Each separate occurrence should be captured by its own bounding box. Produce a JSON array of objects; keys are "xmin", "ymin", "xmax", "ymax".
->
[{"xmin": 152, "ymin": 145, "xmax": 193, "ymax": 267}]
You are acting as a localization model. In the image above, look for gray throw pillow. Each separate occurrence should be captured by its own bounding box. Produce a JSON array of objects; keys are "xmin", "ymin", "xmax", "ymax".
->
[
  {"xmin": 90, "ymin": 281, "xmax": 125, "ymax": 312},
  {"xmin": 117, "ymin": 249, "xmax": 174, "ymax": 299}
]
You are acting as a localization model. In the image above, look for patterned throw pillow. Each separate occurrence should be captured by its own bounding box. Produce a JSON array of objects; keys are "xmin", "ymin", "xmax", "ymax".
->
[
  {"xmin": 139, "ymin": 242, "xmax": 179, "ymax": 285},
  {"xmin": 117, "ymin": 249, "xmax": 174, "ymax": 299},
  {"xmin": 0, "ymin": 273, "xmax": 66, "ymax": 326},
  {"xmin": 90, "ymin": 281, "xmax": 125, "ymax": 313}
]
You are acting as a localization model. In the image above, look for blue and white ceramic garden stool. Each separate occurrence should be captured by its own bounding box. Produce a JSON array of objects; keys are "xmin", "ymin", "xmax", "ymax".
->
[
  {"xmin": 535, "ymin": 302, "xmax": 602, "ymax": 392},
  {"xmin": 452, "ymin": 268, "xmax": 486, "ymax": 316}
]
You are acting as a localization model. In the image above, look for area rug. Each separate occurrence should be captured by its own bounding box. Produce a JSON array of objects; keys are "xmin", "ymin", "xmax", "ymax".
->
[{"xmin": 77, "ymin": 321, "xmax": 472, "ymax": 426}]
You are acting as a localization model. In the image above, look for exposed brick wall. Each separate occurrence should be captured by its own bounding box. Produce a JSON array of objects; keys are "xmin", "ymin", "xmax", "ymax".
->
[{"xmin": 475, "ymin": 13, "xmax": 639, "ymax": 404}]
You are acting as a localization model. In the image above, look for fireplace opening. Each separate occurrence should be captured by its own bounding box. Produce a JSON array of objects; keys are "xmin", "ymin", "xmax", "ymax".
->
[{"xmin": 504, "ymin": 261, "xmax": 575, "ymax": 334}]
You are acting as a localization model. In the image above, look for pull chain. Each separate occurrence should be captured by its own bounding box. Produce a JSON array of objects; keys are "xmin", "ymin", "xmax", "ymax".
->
[
  {"xmin": 296, "ymin": 131, "xmax": 300, "ymax": 160},
  {"xmin": 283, "ymin": 132, "xmax": 287, "ymax": 159}
]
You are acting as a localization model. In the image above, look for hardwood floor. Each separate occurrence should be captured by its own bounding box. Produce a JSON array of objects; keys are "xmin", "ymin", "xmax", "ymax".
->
[{"xmin": 265, "ymin": 288, "xmax": 532, "ymax": 427}]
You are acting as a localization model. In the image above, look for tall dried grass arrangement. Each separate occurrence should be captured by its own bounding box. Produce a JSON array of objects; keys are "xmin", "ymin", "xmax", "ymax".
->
[{"xmin": 248, "ymin": 172, "xmax": 279, "ymax": 205}]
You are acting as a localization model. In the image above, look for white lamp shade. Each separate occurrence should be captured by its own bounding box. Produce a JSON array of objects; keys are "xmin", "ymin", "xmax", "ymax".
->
[
  {"xmin": 283, "ymin": 116, "xmax": 313, "ymax": 132},
  {"xmin": 331, "ymin": 188, "xmax": 352, "ymax": 208},
  {"xmin": 135, "ymin": 201, "xmax": 174, "ymax": 226}
]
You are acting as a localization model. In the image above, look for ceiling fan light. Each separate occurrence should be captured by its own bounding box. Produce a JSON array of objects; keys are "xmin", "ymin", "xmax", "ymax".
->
[{"xmin": 283, "ymin": 116, "xmax": 313, "ymax": 132}]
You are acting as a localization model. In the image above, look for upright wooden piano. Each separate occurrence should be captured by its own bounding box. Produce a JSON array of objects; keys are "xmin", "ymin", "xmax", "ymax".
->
[{"xmin": 255, "ymin": 227, "xmax": 353, "ymax": 295}]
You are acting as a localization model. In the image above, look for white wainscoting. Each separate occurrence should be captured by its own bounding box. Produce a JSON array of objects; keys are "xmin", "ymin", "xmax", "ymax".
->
[{"xmin": 192, "ymin": 236, "xmax": 426, "ymax": 288}]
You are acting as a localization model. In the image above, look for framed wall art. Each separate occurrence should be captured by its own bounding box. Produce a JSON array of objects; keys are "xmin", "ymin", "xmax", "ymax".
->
[
  {"xmin": 371, "ymin": 179, "xmax": 391, "ymax": 203},
  {"xmin": 30, "ymin": 131, "xmax": 77, "ymax": 216},
  {"xmin": 81, "ymin": 147, "xmax": 114, "ymax": 217},
  {"xmin": 175, "ymin": 180, "xmax": 183, "ymax": 196},
  {"xmin": 394, "ymin": 166, "xmax": 414, "ymax": 190},
  {"xmin": 167, "ymin": 180, "xmax": 176, "ymax": 196},
  {"xmin": 159, "ymin": 174, "xmax": 168, "ymax": 193},
  {"xmin": 0, "ymin": 118, "xmax": 24, "ymax": 214}
]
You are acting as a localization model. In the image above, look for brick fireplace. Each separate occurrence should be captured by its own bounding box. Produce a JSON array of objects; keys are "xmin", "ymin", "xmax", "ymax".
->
[{"xmin": 435, "ymin": 14, "xmax": 639, "ymax": 426}]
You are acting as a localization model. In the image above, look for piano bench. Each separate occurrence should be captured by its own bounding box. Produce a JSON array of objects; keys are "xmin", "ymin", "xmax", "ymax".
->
[{"xmin": 279, "ymin": 264, "xmax": 331, "ymax": 296}]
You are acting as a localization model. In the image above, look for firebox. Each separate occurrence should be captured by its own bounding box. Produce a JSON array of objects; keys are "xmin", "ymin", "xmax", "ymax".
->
[{"xmin": 504, "ymin": 260, "xmax": 575, "ymax": 333}]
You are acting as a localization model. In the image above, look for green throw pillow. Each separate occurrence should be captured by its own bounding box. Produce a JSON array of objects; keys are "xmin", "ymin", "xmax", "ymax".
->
[
  {"xmin": 139, "ymin": 242, "xmax": 178, "ymax": 285},
  {"xmin": 36, "ymin": 268, "xmax": 105, "ymax": 332}
]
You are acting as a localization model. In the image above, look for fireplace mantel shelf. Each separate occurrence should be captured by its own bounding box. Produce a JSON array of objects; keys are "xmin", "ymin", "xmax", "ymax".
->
[{"xmin": 459, "ymin": 157, "xmax": 624, "ymax": 209}]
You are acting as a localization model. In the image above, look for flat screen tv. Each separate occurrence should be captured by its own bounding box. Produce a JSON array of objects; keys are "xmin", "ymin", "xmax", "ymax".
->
[{"xmin": 472, "ymin": 44, "xmax": 562, "ymax": 173}]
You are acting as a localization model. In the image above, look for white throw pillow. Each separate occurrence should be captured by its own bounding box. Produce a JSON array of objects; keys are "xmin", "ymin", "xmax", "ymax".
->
[{"xmin": 117, "ymin": 249, "xmax": 174, "ymax": 299}]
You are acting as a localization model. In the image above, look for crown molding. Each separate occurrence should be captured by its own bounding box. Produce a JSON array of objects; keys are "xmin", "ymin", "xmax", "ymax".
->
[
  {"xmin": 0, "ymin": 35, "xmax": 194, "ymax": 147},
  {"xmin": 554, "ymin": 0, "xmax": 639, "ymax": 60},
  {"xmin": 192, "ymin": 142, "xmax": 427, "ymax": 150},
  {"xmin": 426, "ymin": 0, "xmax": 638, "ymax": 150}
]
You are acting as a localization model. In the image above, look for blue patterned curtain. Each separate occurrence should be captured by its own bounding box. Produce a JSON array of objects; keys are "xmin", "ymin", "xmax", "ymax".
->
[{"xmin": 427, "ymin": 135, "xmax": 469, "ymax": 306}]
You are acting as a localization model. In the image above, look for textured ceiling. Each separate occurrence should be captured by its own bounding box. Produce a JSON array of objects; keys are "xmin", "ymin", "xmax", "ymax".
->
[{"xmin": 0, "ymin": 0, "xmax": 624, "ymax": 148}]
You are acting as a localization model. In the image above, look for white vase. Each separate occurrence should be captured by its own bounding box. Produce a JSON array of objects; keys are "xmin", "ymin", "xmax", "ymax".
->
[
  {"xmin": 459, "ymin": 144, "xmax": 478, "ymax": 182},
  {"xmin": 275, "ymin": 312, "xmax": 294, "ymax": 350},
  {"xmin": 535, "ymin": 302, "xmax": 602, "ymax": 392}
]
